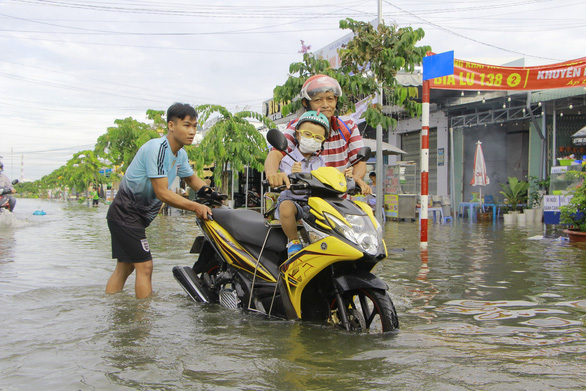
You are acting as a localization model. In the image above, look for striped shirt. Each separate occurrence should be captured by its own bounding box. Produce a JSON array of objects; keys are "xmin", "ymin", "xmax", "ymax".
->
[{"xmin": 283, "ymin": 115, "xmax": 364, "ymax": 171}]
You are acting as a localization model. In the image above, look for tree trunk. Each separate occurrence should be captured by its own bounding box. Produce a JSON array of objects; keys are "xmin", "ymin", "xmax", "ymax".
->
[{"xmin": 219, "ymin": 162, "xmax": 231, "ymax": 196}]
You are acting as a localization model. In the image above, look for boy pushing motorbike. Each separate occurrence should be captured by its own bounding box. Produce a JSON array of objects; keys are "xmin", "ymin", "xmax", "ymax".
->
[{"xmin": 105, "ymin": 103, "xmax": 213, "ymax": 299}]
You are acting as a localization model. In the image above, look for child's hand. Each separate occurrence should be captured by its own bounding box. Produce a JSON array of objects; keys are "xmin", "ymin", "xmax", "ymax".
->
[
  {"xmin": 344, "ymin": 167, "xmax": 353, "ymax": 178},
  {"xmin": 291, "ymin": 162, "xmax": 302, "ymax": 173}
]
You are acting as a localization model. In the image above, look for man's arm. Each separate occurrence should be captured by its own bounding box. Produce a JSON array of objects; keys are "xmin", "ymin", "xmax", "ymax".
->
[
  {"xmin": 265, "ymin": 150, "xmax": 290, "ymax": 188},
  {"xmin": 151, "ymin": 176, "xmax": 211, "ymax": 220},
  {"xmin": 352, "ymin": 161, "xmax": 372, "ymax": 195},
  {"xmin": 183, "ymin": 173, "xmax": 207, "ymax": 193}
]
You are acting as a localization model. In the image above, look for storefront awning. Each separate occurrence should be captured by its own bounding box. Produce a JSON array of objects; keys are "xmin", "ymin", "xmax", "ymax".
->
[
  {"xmin": 531, "ymin": 86, "xmax": 586, "ymax": 103},
  {"xmin": 362, "ymin": 138, "xmax": 406, "ymax": 155}
]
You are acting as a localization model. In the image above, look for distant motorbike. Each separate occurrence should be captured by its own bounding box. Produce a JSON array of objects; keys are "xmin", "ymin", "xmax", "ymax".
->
[
  {"xmin": 0, "ymin": 179, "xmax": 18, "ymax": 212},
  {"xmin": 173, "ymin": 129, "xmax": 399, "ymax": 333}
]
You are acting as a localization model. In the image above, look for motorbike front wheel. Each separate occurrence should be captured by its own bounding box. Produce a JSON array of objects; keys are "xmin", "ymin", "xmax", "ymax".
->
[{"xmin": 341, "ymin": 289, "xmax": 399, "ymax": 333}]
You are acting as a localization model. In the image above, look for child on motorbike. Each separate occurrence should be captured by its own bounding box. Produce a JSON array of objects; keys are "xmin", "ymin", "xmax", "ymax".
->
[
  {"xmin": 274, "ymin": 110, "xmax": 328, "ymax": 256},
  {"xmin": 273, "ymin": 110, "xmax": 351, "ymax": 257}
]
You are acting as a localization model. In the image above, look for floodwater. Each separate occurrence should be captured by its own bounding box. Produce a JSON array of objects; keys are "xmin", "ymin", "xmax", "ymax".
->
[{"xmin": 0, "ymin": 198, "xmax": 585, "ymax": 390}]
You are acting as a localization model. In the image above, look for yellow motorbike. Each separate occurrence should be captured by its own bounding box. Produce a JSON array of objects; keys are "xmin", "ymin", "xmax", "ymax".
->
[{"xmin": 173, "ymin": 130, "xmax": 398, "ymax": 332}]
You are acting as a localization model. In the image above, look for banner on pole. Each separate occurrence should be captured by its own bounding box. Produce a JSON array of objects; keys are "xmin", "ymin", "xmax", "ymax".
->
[
  {"xmin": 422, "ymin": 51, "xmax": 454, "ymax": 81},
  {"xmin": 429, "ymin": 56, "xmax": 586, "ymax": 91}
]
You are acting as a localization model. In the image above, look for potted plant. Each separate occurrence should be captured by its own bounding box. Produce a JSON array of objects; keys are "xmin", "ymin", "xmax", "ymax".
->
[
  {"xmin": 559, "ymin": 171, "xmax": 586, "ymax": 242},
  {"xmin": 525, "ymin": 176, "xmax": 549, "ymax": 222},
  {"xmin": 499, "ymin": 177, "xmax": 530, "ymax": 223},
  {"xmin": 499, "ymin": 201, "xmax": 516, "ymax": 223}
]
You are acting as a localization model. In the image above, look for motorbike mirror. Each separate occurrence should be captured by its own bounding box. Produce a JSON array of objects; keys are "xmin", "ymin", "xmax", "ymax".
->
[
  {"xmin": 266, "ymin": 128, "xmax": 298, "ymax": 162},
  {"xmin": 11, "ymin": 179, "xmax": 18, "ymax": 185},
  {"xmin": 351, "ymin": 146, "xmax": 371, "ymax": 166},
  {"xmin": 267, "ymin": 128, "xmax": 288, "ymax": 151}
]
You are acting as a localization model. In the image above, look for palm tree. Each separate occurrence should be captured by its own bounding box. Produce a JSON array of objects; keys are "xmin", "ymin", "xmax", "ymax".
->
[{"xmin": 192, "ymin": 104, "xmax": 275, "ymax": 196}]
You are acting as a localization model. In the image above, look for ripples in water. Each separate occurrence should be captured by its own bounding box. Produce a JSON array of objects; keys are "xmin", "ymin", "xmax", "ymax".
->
[{"xmin": 0, "ymin": 199, "xmax": 585, "ymax": 390}]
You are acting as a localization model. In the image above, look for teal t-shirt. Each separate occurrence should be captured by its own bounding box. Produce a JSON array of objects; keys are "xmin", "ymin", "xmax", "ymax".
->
[{"xmin": 107, "ymin": 137, "xmax": 194, "ymax": 227}]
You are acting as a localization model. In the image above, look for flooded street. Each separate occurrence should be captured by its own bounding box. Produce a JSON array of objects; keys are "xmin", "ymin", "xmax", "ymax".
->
[{"xmin": 1, "ymin": 198, "xmax": 585, "ymax": 390}]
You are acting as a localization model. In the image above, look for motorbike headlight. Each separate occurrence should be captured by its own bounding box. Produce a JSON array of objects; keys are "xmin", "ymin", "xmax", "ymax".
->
[{"xmin": 324, "ymin": 213, "xmax": 380, "ymax": 255}]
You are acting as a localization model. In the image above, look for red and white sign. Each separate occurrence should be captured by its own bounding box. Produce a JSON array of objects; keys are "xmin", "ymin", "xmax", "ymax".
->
[{"xmin": 430, "ymin": 57, "xmax": 586, "ymax": 91}]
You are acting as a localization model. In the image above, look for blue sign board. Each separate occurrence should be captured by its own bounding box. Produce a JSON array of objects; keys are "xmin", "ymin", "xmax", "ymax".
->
[{"xmin": 422, "ymin": 51, "xmax": 454, "ymax": 81}]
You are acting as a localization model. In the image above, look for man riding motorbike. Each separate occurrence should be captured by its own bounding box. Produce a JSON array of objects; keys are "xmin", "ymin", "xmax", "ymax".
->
[
  {"xmin": 265, "ymin": 74, "xmax": 371, "ymax": 195},
  {"xmin": 0, "ymin": 162, "xmax": 17, "ymax": 212}
]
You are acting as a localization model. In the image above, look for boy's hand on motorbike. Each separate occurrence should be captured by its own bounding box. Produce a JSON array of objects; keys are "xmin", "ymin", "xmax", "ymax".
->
[
  {"xmin": 193, "ymin": 202, "xmax": 212, "ymax": 220},
  {"xmin": 291, "ymin": 162, "xmax": 302, "ymax": 173},
  {"xmin": 267, "ymin": 172, "xmax": 290, "ymax": 189},
  {"xmin": 356, "ymin": 178, "xmax": 372, "ymax": 195}
]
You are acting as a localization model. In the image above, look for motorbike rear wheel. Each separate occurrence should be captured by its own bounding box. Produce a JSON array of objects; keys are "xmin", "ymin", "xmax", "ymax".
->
[{"xmin": 342, "ymin": 289, "xmax": 399, "ymax": 333}]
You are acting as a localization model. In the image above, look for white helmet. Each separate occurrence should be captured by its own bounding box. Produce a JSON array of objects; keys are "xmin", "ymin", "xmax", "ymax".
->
[{"xmin": 300, "ymin": 74, "xmax": 342, "ymax": 101}]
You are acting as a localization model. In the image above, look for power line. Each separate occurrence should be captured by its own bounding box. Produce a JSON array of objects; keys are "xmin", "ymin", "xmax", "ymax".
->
[{"xmin": 383, "ymin": 0, "xmax": 563, "ymax": 61}]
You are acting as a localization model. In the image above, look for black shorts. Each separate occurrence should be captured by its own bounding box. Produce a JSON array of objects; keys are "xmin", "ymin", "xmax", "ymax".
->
[{"xmin": 107, "ymin": 219, "xmax": 152, "ymax": 263}]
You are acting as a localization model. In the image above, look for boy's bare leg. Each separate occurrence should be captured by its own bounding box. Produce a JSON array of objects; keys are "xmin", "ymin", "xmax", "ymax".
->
[
  {"xmin": 279, "ymin": 201, "xmax": 299, "ymax": 241},
  {"xmin": 134, "ymin": 260, "xmax": 154, "ymax": 299},
  {"xmin": 106, "ymin": 262, "xmax": 135, "ymax": 293}
]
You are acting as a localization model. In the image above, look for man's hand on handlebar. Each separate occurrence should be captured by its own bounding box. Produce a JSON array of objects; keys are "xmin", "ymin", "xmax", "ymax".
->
[
  {"xmin": 355, "ymin": 178, "xmax": 372, "ymax": 196},
  {"xmin": 343, "ymin": 167, "xmax": 353, "ymax": 178}
]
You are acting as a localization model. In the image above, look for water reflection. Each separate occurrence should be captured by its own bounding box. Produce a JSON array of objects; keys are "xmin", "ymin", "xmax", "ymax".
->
[
  {"xmin": 383, "ymin": 219, "xmax": 586, "ymax": 366},
  {"xmin": 103, "ymin": 297, "xmax": 156, "ymax": 388},
  {"xmin": 1, "ymin": 200, "xmax": 585, "ymax": 389}
]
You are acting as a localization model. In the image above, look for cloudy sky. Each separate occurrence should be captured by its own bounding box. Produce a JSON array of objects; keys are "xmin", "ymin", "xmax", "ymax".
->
[{"xmin": 1, "ymin": 0, "xmax": 585, "ymax": 180}]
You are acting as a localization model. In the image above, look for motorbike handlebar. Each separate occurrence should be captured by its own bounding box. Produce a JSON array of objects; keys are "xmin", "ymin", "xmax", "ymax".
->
[
  {"xmin": 196, "ymin": 192, "xmax": 228, "ymax": 208},
  {"xmin": 0, "ymin": 187, "xmax": 14, "ymax": 196},
  {"xmin": 262, "ymin": 177, "xmax": 309, "ymax": 194}
]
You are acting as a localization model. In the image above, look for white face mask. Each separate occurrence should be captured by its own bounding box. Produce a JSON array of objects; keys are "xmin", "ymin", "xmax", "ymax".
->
[{"xmin": 298, "ymin": 137, "xmax": 322, "ymax": 154}]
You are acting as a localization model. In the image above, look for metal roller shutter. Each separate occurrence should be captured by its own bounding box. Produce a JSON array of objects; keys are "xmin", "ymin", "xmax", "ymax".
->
[{"xmin": 400, "ymin": 128, "xmax": 438, "ymax": 194}]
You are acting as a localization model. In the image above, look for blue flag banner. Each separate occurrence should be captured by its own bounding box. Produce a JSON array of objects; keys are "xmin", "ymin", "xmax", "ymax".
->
[{"xmin": 423, "ymin": 51, "xmax": 454, "ymax": 81}]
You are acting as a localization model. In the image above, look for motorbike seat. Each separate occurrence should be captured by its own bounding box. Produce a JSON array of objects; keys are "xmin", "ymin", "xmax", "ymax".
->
[{"xmin": 211, "ymin": 208, "xmax": 287, "ymax": 253}]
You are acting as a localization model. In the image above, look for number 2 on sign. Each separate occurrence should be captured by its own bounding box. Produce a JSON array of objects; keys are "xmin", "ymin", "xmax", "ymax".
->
[{"xmin": 479, "ymin": 73, "xmax": 503, "ymax": 86}]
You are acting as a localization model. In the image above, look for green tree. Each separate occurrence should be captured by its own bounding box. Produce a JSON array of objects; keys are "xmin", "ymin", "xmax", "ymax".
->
[
  {"xmin": 95, "ymin": 111, "xmax": 162, "ymax": 173},
  {"xmin": 274, "ymin": 53, "xmax": 376, "ymax": 118},
  {"xmin": 61, "ymin": 150, "xmax": 113, "ymax": 197},
  {"xmin": 273, "ymin": 19, "xmax": 430, "ymax": 130},
  {"xmin": 14, "ymin": 181, "xmax": 40, "ymax": 197},
  {"xmin": 560, "ymin": 172, "xmax": 586, "ymax": 232},
  {"xmin": 339, "ymin": 18, "xmax": 430, "ymax": 129},
  {"xmin": 27, "ymin": 109, "xmax": 165, "ymax": 198},
  {"xmin": 39, "ymin": 166, "xmax": 68, "ymax": 192},
  {"xmin": 193, "ymin": 105, "xmax": 275, "ymax": 195}
]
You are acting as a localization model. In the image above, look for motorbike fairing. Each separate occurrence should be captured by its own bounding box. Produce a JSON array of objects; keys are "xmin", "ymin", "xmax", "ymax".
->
[
  {"xmin": 196, "ymin": 209, "xmax": 288, "ymax": 283},
  {"xmin": 279, "ymin": 236, "xmax": 363, "ymax": 319},
  {"xmin": 306, "ymin": 196, "xmax": 387, "ymax": 259}
]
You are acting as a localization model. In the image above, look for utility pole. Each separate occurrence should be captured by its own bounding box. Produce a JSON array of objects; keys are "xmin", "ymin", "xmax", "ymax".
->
[{"xmin": 374, "ymin": 0, "xmax": 384, "ymax": 224}]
